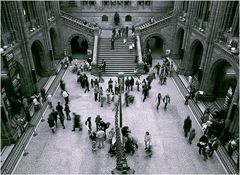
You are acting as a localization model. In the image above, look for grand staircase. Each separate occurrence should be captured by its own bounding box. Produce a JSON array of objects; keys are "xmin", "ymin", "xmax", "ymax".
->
[{"xmin": 97, "ymin": 37, "xmax": 137, "ymax": 76}]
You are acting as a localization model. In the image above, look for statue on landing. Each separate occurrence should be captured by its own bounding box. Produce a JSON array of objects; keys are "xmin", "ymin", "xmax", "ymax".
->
[{"xmin": 114, "ymin": 12, "xmax": 120, "ymax": 25}]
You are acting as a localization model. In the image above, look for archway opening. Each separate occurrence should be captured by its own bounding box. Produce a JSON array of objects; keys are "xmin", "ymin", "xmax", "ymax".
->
[
  {"xmin": 176, "ymin": 28, "xmax": 184, "ymax": 60},
  {"xmin": 190, "ymin": 40, "xmax": 203, "ymax": 81},
  {"xmin": 146, "ymin": 36, "xmax": 163, "ymax": 55},
  {"xmin": 213, "ymin": 62, "xmax": 237, "ymax": 100},
  {"xmin": 71, "ymin": 36, "xmax": 88, "ymax": 57},
  {"xmin": 49, "ymin": 28, "xmax": 58, "ymax": 60},
  {"xmin": 31, "ymin": 41, "xmax": 44, "ymax": 76}
]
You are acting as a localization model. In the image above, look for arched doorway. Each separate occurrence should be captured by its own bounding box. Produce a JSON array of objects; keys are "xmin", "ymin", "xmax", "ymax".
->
[
  {"xmin": 146, "ymin": 36, "xmax": 164, "ymax": 54},
  {"xmin": 31, "ymin": 41, "xmax": 45, "ymax": 76},
  {"xmin": 176, "ymin": 28, "xmax": 184, "ymax": 60},
  {"xmin": 71, "ymin": 36, "xmax": 88, "ymax": 55},
  {"xmin": 49, "ymin": 28, "xmax": 59, "ymax": 60},
  {"xmin": 211, "ymin": 61, "xmax": 237, "ymax": 100},
  {"xmin": 190, "ymin": 40, "xmax": 204, "ymax": 81}
]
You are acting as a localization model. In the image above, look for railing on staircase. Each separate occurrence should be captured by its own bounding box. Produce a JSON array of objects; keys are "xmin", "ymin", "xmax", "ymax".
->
[
  {"xmin": 60, "ymin": 10, "xmax": 97, "ymax": 35},
  {"xmin": 136, "ymin": 10, "xmax": 173, "ymax": 33}
]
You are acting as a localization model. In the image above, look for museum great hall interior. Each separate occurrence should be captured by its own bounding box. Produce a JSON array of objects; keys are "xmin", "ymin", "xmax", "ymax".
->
[{"xmin": 1, "ymin": 1, "xmax": 239, "ymax": 174}]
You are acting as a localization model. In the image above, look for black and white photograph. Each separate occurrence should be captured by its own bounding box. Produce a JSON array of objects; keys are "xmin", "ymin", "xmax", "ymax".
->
[{"xmin": 0, "ymin": 0, "xmax": 239, "ymax": 174}]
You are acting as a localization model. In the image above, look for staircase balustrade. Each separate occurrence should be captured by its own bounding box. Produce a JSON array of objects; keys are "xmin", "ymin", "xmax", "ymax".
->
[
  {"xmin": 91, "ymin": 33, "xmax": 99, "ymax": 75},
  {"xmin": 60, "ymin": 11, "xmax": 97, "ymax": 34},
  {"xmin": 135, "ymin": 11, "xmax": 173, "ymax": 33},
  {"xmin": 136, "ymin": 34, "xmax": 144, "ymax": 74}
]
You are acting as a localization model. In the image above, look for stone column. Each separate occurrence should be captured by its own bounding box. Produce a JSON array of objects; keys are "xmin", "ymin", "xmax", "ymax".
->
[
  {"xmin": 14, "ymin": 1, "xmax": 37, "ymax": 94},
  {"xmin": 231, "ymin": 6, "xmax": 239, "ymax": 36},
  {"xmin": 37, "ymin": 1, "xmax": 57, "ymax": 76},
  {"xmin": 91, "ymin": 29, "xmax": 99, "ymax": 75}
]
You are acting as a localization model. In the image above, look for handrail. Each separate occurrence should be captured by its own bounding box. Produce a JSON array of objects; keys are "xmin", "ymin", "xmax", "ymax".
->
[
  {"xmin": 136, "ymin": 10, "xmax": 173, "ymax": 30},
  {"xmin": 60, "ymin": 11, "xmax": 97, "ymax": 33}
]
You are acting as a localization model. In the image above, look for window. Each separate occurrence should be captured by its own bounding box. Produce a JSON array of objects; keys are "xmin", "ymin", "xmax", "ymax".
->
[
  {"xmin": 102, "ymin": 15, "xmax": 108, "ymax": 22},
  {"xmin": 125, "ymin": 15, "xmax": 132, "ymax": 22}
]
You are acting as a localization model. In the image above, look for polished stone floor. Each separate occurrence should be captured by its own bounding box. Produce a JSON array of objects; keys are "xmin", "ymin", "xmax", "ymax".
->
[{"xmin": 14, "ymin": 58, "xmax": 226, "ymax": 174}]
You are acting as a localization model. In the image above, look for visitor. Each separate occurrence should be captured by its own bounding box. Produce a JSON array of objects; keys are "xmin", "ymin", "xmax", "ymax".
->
[
  {"xmin": 156, "ymin": 93, "xmax": 162, "ymax": 110},
  {"xmin": 51, "ymin": 109, "xmax": 58, "ymax": 128},
  {"xmin": 47, "ymin": 113, "xmax": 55, "ymax": 133},
  {"xmin": 144, "ymin": 131, "xmax": 151, "ymax": 149},
  {"xmin": 108, "ymin": 78, "xmax": 113, "ymax": 93},
  {"xmin": 85, "ymin": 117, "xmax": 92, "ymax": 134},
  {"xmin": 72, "ymin": 112, "xmax": 81, "ymax": 131},
  {"xmin": 188, "ymin": 129, "xmax": 196, "ymax": 144},
  {"xmin": 62, "ymin": 90, "xmax": 69, "ymax": 104},
  {"xmin": 96, "ymin": 128, "xmax": 105, "ymax": 149},
  {"xmin": 64, "ymin": 104, "xmax": 71, "ymax": 120},
  {"xmin": 183, "ymin": 116, "xmax": 192, "ymax": 137},
  {"xmin": 47, "ymin": 94, "xmax": 53, "ymax": 108},
  {"xmin": 163, "ymin": 94, "xmax": 170, "ymax": 110}
]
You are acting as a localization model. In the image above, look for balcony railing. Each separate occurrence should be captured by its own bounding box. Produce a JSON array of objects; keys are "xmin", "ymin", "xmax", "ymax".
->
[{"xmin": 219, "ymin": 32, "xmax": 239, "ymax": 55}]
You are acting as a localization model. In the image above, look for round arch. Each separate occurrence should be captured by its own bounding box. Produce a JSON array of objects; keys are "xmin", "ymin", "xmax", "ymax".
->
[
  {"xmin": 189, "ymin": 40, "xmax": 204, "ymax": 78},
  {"xmin": 207, "ymin": 59, "xmax": 238, "ymax": 99},
  {"xmin": 66, "ymin": 33, "xmax": 90, "ymax": 56},
  {"xmin": 144, "ymin": 33, "xmax": 165, "ymax": 54},
  {"xmin": 176, "ymin": 28, "xmax": 185, "ymax": 60},
  {"xmin": 31, "ymin": 40, "xmax": 45, "ymax": 76},
  {"xmin": 49, "ymin": 27, "xmax": 59, "ymax": 60}
]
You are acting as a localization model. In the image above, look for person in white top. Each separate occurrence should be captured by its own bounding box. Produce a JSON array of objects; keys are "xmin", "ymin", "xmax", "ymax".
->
[
  {"xmin": 47, "ymin": 94, "xmax": 53, "ymax": 108},
  {"xmin": 33, "ymin": 97, "xmax": 40, "ymax": 113},
  {"xmin": 144, "ymin": 131, "xmax": 151, "ymax": 149},
  {"xmin": 96, "ymin": 129, "xmax": 105, "ymax": 148},
  {"xmin": 62, "ymin": 90, "xmax": 69, "ymax": 104}
]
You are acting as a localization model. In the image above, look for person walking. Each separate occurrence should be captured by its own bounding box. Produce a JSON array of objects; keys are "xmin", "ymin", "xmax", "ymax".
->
[
  {"xmin": 130, "ymin": 76, "xmax": 134, "ymax": 91},
  {"xmin": 59, "ymin": 111, "xmax": 65, "ymax": 129},
  {"xmin": 144, "ymin": 131, "xmax": 151, "ymax": 149},
  {"xmin": 62, "ymin": 90, "xmax": 69, "ymax": 104},
  {"xmin": 111, "ymin": 38, "xmax": 115, "ymax": 50},
  {"xmin": 47, "ymin": 113, "xmax": 55, "ymax": 133},
  {"xmin": 94, "ymin": 85, "xmax": 99, "ymax": 101},
  {"xmin": 72, "ymin": 113, "xmax": 81, "ymax": 131},
  {"xmin": 143, "ymin": 86, "xmax": 148, "ymax": 102},
  {"xmin": 198, "ymin": 134, "xmax": 208, "ymax": 155},
  {"xmin": 156, "ymin": 93, "xmax": 162, "ymax": 110},
  {"xmin": 106, "ymin": 89, "xmax": 111, "ymax": 104},
  {"xmin": 99, "ymin": 87, "xmax": 103, "ymax": 102},
  {"xmin": 33, "ymin": 97, "xmax": 40, "ymax": 113},
  {"xmin": 183, "ymin": 116, "xmax": 192, "ymax": 137},
  {"xmin": 100, "ymin": 91, "xmax": 105, "ymax": 107},
  {"xmin": 64, "ymin": 104, "xmax": 71, "ymax": 120},
  {"xmin": 163, "ymin": 94, "xmax": 170, "ymax": 110},
  {"xmin": 60, "ymin": 79, "xmax": 66, "ymax": 92},
  {"xmin": 85, "ymin": 117, "xmax": 92, "ymax": 134},
  {"xmin": 135, "ymin": 78, "xmax": 140, "ymax": 91},
  {"xmin": 188, "ymin": 128, "xmax": 196, "ymax": 144},
  {"xmin": 95, "ymin": 115, "xmax": 101, "ymax": 131},
  {"xmin": 108, "ymin": 78, "xmax": 113, "ymax": 93},
  {"xmin": 96, "ymin": 128, "xmax": 105, "ymax": 149},
  {"xmin": 47, "ymin": 94, "xmax": 53, "ymax": 108},
  {"xmin": 125, "ymin": 77, "xmax": 130, "ymax": 92},
  {"xmin": 125, "ymin": 92, "xmax": 129, "ymax": 107},
  {"xmin": 40, "ymin": 88, "xmax": 46, "ymax": 102},
  {"xmin": 114, "ymin": 81, "xmax": 119, "ymax": 95},
  {"xmin": 84, "ymin": 77, "xmax": 90, "ymax": 93},
  {"xmin": 209, "ymin": 137, "xmax": 220, "ymax": 157},
  {"xmin": 108, "ymin": 128, "xmax": 115, "ymax": 145},
  {"xmin": 51, "ymin": 109, "xmax": 58, "ymax": 128},
  {"xmin": 56, "ymin": 102, "xmax": 64, "ymax": 115},
  {"xmin": 201, "ymin": 108, "xmax": 210, "ymax": 124}
]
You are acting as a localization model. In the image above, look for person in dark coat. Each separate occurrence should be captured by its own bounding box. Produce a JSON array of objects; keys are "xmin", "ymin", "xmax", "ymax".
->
[
  {"xmin": 125, "ymin": 26, "xmax": 129, "ymax": 37},
  {"xmin": 111, "ymin": 38, "xmax": 115, "ymax": 50},
  {"xmin": 125, "ymin": 77, "xmax": 130, "ymax": 92},
  {"xmin": 64, "ymin": 104, "xmax": 71, "ymax": 120},
  {"xmin": 48, "ymin": 113, "xmax": 55, "ymax": 133},
  {"xmin": 143, "ymin": 86, "xmax": 148, "ymax": 102},
  {"xmin": 95, "ymin": 115, "xmax": 101, "ymax": 131},
  {"xmin": 163, "ymin": 94, "xmax": 170, "ymax": 110},
  {"xmin": 130, "ymin": 76, "xmax": 134, "ymax": 91},
  {"xmin": 183, "ymin": 116, "xmax": 192, "ymax": 137},
  {"xmin": 56, "ymin": 102, "xmax": 64, "ymax": 115},
  {"xmin": 102, "ymin": 60, "xmax": 106, "ymax": 73},
  {"xmin": 51, "ymin": 109, "xmax": 58, "ymax": 128},
  {"xmin": 72, "ymin": 113, "xmax": 81, "ymax": 131},
  {"xmin": 84, "ymin": 77, "xmax": 90, "ymax": 93},
  {"xmin": 40, "ymin": 88, "xmax": 46, "ymax": 102},
  {"xmin": 59, "ymin": 111, "xmax": 65, "ymax": 129},
  {"xmin": 85, "ymin": 117, "xmax": 92, "ymax": 134},
  {"xmin": 60, "ymin": 80, "xmax": 66, "ymax": 92},
  {"xmin": 156, "ymin": 93, "xmax": 162, "ymax": 110},
  {"xmin": 125, "ymin": 92, "xmax": 129, "ymax": 107},
  {"xmin": 188, "ymin": 129, "xmax": 196, "ymax": 144},
  {"xmin": 108, "ymin": 78, "xmax": 113, "ymax": 93}
]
